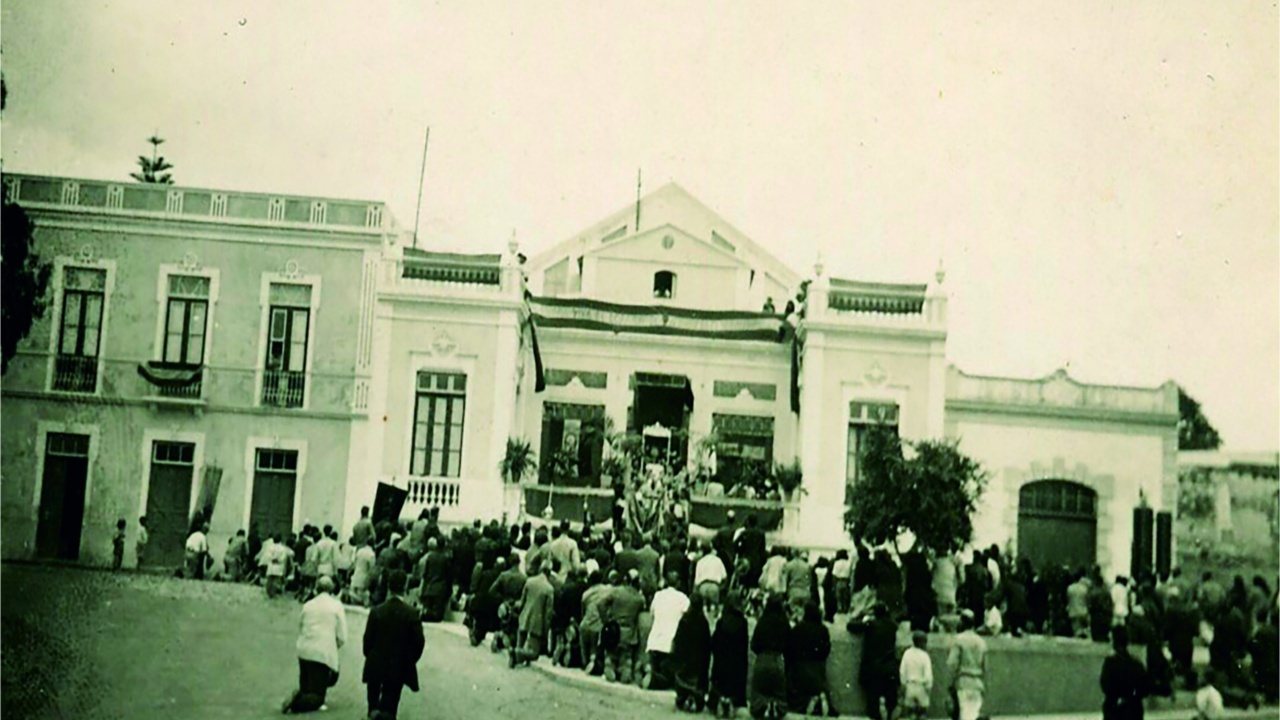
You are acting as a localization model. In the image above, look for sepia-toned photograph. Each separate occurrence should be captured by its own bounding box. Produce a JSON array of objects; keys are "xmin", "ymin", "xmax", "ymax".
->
[{"xmin": 1, "ymin": 3, "xmax": 1276, "ymax": 719}]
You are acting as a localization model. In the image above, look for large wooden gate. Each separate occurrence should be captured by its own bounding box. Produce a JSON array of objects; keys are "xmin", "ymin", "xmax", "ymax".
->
[{"xmin": 1017, "ymin": 479, "xmax": 1098, "ymax": 571}]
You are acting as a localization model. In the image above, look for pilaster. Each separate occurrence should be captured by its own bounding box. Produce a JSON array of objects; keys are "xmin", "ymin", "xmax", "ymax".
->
[
  {"xmin": 796, "ymin": 330, "xmax": 841, "ymax": 545},
  {"xmin": 487, "ymin": 309, "xmax": 521, "ymax": 519}
]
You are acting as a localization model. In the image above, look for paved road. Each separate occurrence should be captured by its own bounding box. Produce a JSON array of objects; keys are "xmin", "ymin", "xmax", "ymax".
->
[{"xmin": 1, "ymin": 564, "xmax": 675, "ymax": 720}]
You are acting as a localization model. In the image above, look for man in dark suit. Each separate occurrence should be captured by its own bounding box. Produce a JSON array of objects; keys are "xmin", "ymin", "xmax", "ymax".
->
[
  {"xmin": 363, "ymin": 570, "xmax": 424, "ymax": 720},
  {"xmin": 857, "ymin": 602, "xmax": 900, "ymax": 720}
]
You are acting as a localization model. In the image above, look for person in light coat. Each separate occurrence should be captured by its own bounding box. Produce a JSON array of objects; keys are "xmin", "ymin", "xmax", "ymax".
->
[{"xmin": 283, "ymin": 576, "xmax": 347, "ymax": 713}]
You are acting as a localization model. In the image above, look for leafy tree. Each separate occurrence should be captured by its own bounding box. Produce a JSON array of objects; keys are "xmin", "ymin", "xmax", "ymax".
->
[
  {"xmin": 844, "ymin": 427, "xmax": 988, "ymax": 556},
  {"xmin": 1177, "ymin": 386, "xmax": 1222, "ymax": 451},
  {"xmin": 1, "ymin": 75, "xmax": 54, "ymax": 374},
  {"xmin": 130, "ymin": 134, "xmax": 175, "ymax": 184}
]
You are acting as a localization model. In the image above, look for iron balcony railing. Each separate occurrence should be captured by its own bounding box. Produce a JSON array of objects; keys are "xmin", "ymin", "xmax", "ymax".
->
[
  {"xmin": 52, "ymin": 354, "xmax": 98, "ymax": 393},
  {"xmin": 261, "ymin": 369, "xmax": 306, "ymax": 408},
  {"xmin": 2, "ymin": 354, "xmax": 370, "ymax": 416}
]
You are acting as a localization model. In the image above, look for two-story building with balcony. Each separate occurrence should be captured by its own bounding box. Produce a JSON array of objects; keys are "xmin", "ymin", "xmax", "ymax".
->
[
  {"xmin": 0, "ymin": 174, "xmax": 384, "ymax": 568},
  {"xmin": 374, "ymin": 182, "xmax": 1179, "ymax": 577}
]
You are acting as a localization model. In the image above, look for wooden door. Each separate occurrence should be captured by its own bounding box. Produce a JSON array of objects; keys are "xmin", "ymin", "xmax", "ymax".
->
[
  {"xmin": 250, "ymin": 449, "xmax": 297, "ymax": 541},
  {"xmin": 146, "ymin": 442, "xmax": 195, "ymax": 568},
  {"xmin": 251, "ymin": 470, "xmax": 296, "ymax": 541},
  {"xmin": 35, "ymin": 433, "xmax": 90, "ymax": 560}
]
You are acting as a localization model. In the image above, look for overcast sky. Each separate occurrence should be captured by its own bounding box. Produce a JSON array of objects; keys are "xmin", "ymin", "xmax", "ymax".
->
[{"xmin": 3, "ymin": 2, "xmax": 1276, "ymax": 450}]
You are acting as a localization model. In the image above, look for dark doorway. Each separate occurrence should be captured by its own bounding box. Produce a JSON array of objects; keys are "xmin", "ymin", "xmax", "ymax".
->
[
  {"xmin": 632, "ymin": 373, "xmax": 693, "ymax": 466},
  {"xmin": 1017, "ymin": 479, "xmax": 1098, "ymax": 572},
  {"xmin": 251, "ymin": 449, "xmax": 298, "ymax": 541},
  {"xmin": 35, "ymin": 433, "xmax": 91, "ymax": 560},
  {"xmin": 145, "ymin": 441, "xmax": 196, "ymax": 569}
]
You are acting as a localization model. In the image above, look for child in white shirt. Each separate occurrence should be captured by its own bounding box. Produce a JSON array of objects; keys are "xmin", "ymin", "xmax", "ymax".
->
[{"xmin": 899, "ymin": 631, "xmax": 933, "ymax": 720}]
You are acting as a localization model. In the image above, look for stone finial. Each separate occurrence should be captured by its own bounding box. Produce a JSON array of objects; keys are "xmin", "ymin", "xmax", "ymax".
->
[
  {"xmin": 508, "ymin": 229, "xmax": 519, "ymax": 256},
  {"xmin": 814, "ymin": 251, "xmax": 825, "ymax": 278},
  {"xmin": 935, "ymin": 257, "xmax": 946, "ymax": 285}
]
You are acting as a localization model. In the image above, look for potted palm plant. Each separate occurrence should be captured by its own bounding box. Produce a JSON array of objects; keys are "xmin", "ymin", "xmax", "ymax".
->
[
  {"xmin": 773, "ymin": 460, "xmax": 804, "ymax": 501},
  {"xmin": 499, "ymin": 438, "xmax": 537, "ymax": 484}
]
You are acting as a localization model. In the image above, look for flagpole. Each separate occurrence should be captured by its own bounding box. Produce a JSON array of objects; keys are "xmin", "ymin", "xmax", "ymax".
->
[
  {"xmin": 635, "ymin": 168, "xmax": 642, "ymax": 232},
  {"xmin": 412, "ymin": 126, "xmax": 431, "ymax": 249}
]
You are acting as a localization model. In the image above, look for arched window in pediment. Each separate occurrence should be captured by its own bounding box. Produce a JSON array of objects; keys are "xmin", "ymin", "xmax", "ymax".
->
[{"xmin": 653, "ymin": 270, "xmax": 676, "ymax": 299}]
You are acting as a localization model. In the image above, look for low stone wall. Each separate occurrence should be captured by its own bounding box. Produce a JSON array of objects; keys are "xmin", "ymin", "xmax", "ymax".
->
[
  {"xmin": 824, "ymin": 628, "xmax": 1108, "ymax": 716},
  {"xmin": 630, "ymin": 614, "xmax": 1108, "ymax": 717}
]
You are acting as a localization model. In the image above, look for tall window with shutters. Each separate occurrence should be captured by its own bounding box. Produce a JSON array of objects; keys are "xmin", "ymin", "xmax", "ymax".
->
[
  {"xmin": 162, "ymin": 275, "xmax": 211, "ymax": 366},
  {"xmin": 410, "ymin": 372, "xmax": 467, "ymax": 478},
  {"xmin": 53, "ymin": 267, "xmax": 107, "ymax": 393},
  {"xmin": 261, "ymin": 283, "xmax": 312, "ymax": 408}
]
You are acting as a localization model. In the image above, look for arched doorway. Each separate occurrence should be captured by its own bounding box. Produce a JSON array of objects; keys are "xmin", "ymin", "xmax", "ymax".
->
[{"xmin": 1017, "ymin": 480, "xmax": 1098, "ymax": 571}]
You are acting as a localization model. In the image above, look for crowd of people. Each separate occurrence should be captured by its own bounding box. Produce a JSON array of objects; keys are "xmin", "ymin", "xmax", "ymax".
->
[{"xmin": 161, "ymin": 504, "xmax": 1278, "ymax": 719}]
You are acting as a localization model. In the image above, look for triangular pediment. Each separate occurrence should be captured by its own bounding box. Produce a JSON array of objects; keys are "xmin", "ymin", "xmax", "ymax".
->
[
  {"xmin": 590, "ymin": 223, "xmax": 743, "ymax": 269},
  {"xmin": 528, "ymin": 182, "xmax": 802, "ymax": 292}
]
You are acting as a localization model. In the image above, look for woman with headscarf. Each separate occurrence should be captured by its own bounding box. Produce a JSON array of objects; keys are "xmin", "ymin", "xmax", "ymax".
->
[
  {"xmin": 672, "ymin": 585, "xmax": 716, "ymax": 712},
  {"xmin": 786, "ymin": 602, "xmax": 832, "ymax": 715},
  {"xmin": 750, "ymin": 596, "xmax": 791, "ymax": 719},
  {"xmin": 709, "ymin": 587, "xmax": 750, "ymax": 718}
]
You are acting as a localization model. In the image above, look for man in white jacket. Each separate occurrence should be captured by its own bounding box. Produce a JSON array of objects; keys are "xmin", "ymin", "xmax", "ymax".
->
[{"xmin": 284, "ymin": 576, "xmax": 348, "ymax": 713}]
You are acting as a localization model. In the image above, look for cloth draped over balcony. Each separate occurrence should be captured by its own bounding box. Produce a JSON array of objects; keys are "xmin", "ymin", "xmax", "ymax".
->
[
  {"xmin": 137, "ymin": 360, "xmax": 202, "ymax": 388},
  {"xmin": 525, "ymin": 310, "xmax": 546, "ymax": 393},
  {"xmin": 528, "ymin": 295, "xmax": 787, "ymax": 342}
]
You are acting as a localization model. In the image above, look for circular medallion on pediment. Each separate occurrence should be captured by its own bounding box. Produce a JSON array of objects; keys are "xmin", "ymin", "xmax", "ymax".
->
[{"xmin": 662, "ymin": 235, "xmax": 675, "ymax": 250}]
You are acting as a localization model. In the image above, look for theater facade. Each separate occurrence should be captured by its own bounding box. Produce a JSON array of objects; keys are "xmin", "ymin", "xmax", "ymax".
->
[{"xmin": 2, "ymin": 174, "xmax": 1179, "ymax": 578}]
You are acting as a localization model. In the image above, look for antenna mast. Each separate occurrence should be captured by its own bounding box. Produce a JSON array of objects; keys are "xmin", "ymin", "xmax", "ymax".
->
[
  {"xmin": 635, "ymin": 168, "xmax": 642, "ymax": 232},
  {"xmin": 412, "ymin": 126, "xmax": 431, "ymax": 249}
]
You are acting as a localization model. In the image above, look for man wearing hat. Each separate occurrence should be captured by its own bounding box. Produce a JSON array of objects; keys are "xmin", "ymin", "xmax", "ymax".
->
[{"xmin": 284, "ymin": 575, "xmax": 347, "ymax": 713}]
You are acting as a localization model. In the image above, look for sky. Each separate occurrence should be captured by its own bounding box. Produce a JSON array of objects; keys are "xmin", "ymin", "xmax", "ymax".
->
[{"xmin": 2, "ymin": 2, "xmax": 1276, "ymax": 450}]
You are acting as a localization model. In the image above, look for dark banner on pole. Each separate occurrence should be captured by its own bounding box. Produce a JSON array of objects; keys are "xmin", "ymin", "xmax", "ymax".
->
[{"xmin": 372, "ymin": 482, "xmax": 408, "ymax": 527}]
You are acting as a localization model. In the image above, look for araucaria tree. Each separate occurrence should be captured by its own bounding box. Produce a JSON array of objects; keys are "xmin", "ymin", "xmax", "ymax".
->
[
  {"xmin": 130, "ymin": 134, "xmax": 175, "ymax": 184},
  {"xmin": 844, "ymin": 426, "xmax": 988, "ymax": 556}
]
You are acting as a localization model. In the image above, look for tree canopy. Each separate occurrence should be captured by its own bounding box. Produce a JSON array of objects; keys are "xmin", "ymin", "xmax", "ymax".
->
[
  {"xmin": 1, "ymin": 187, "xmax": 52, "ymax": 375},
  {"xmin": 844, "ymin": 427, "xmax": 988, "ymax": 556},
  {"xmin": 1177, "ymin": 386, "xmax": 1222, "ymax": 451}
]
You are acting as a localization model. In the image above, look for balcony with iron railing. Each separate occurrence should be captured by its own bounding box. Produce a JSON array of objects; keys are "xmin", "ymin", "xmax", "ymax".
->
[
  {"xmin": 1, "ymin": 353, "xmax": 370, "ymax": 417},
  {"xmin": 51, "ymin": 355, "xmax": 99, "ymax": 393},
  {"xmin": 261, "ymin": 369, "xmax": 306, "ymax": 408}
]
